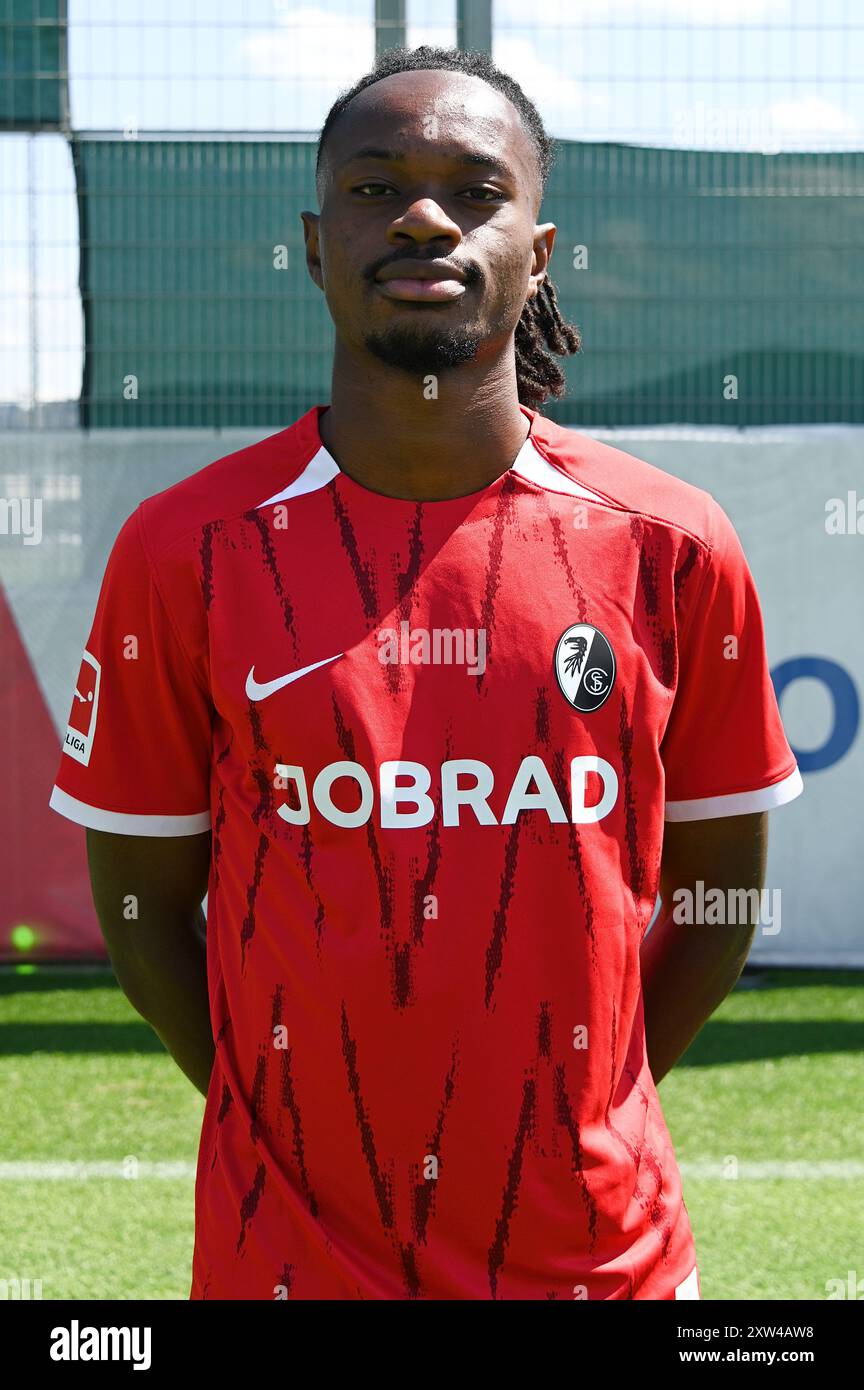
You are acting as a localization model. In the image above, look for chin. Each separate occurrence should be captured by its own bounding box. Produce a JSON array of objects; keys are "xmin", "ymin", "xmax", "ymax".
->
[{"xmin": 363, "ymin": 326, "xmax": 482, "ymax": 375}]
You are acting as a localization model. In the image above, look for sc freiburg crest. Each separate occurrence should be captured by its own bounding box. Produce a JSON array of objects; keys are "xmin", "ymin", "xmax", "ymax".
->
[{"xmin": 554, "ymin": 623, "xmax": 616, "ymax": 713}]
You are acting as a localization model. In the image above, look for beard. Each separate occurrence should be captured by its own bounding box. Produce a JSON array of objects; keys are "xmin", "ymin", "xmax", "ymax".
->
[{"xmin": 363, "ymin": 320, "xmax": 484, "ymax": 376}]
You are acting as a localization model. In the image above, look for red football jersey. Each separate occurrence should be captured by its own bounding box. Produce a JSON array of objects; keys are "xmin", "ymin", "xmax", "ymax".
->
[{"xmin": 49, "ymin": 403, "xmax": 802, "ymax": 1300}]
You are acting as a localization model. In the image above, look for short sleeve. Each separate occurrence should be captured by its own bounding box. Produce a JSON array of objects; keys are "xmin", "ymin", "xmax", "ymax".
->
[
  {"xmin": 48, "ymin": 507, "xmax": 213, "ymax": 835},
  {"xmin": 661, "ymin": 500, "xmax": 803, "ymax": 822}
]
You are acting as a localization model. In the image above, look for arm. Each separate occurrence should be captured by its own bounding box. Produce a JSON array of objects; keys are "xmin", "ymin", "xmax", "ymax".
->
[
  {"xmin": 640, "ymin": 810, "xmax": 768, "ymax": 1083},
  {"xmin": 86, "ymin": 827, "xmax": 215, "ymax": 1097}
]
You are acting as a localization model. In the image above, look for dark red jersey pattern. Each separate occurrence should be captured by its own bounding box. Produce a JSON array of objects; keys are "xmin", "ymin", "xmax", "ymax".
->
[{"xmin": 49, "ymin": 404, "xmax": 802, "ymax": 1300}]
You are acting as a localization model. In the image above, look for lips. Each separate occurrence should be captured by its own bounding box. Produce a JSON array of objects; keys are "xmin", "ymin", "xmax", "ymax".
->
[{"xmin": 375, "ymin": 259, "xmax": 468, "ymax": 303}]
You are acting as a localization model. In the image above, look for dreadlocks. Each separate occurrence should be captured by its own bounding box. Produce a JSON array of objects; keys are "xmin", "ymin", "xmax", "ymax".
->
[{"xmin": 316, "ymin": 45, "xmax": 581, "ymax": 408}]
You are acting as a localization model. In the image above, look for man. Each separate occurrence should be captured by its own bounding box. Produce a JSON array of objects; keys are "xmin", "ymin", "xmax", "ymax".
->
[{"xmin": 49, "ymin": 46, "xmax": 803, "ymax": 1300}]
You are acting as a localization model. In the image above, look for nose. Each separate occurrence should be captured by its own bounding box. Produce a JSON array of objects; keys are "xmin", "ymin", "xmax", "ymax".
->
[{"xmin": 387, "ymin": 197, "xmax": 462, "ymax": 248}]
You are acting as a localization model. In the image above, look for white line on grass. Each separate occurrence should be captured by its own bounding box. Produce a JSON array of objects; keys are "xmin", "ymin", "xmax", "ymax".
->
[
  {"xmin": 0, "ymin": 1160, "xmax": 862, "ymax": 1180},
  {"xmin": 680, "ymin": 1161, "xmax": 864, "ymax": 1180},
  {"xmin": 0, "ymin": 1161, "xmax": 196, "ymax": 1180}
]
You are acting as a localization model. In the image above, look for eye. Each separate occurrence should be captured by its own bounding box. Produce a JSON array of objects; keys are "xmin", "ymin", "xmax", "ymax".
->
[
  {"xmin": 352, "ymin": 181, "xmax": 392, "ymax": 196},
  {"xmin": 462, "ymin": 186, "xmax": 505, "ymax": 201}
]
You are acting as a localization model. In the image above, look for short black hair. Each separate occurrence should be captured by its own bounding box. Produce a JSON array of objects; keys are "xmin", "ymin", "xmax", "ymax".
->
[
  {"xmin": 315, "ymin": 45, "xmax": 580, "ymax": 407},
  {"xmin": 316, "ymin": 43, "xmax": 555, "ymax": 197}
]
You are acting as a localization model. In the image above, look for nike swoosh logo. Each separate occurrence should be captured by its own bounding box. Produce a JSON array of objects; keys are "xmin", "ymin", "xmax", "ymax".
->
[{"xmin": 245, "ymin": 654, "xmax": 342, "ymax": 702}]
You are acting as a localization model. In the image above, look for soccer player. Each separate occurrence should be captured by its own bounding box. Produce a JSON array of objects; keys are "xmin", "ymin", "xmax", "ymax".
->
[{"xmin": 49, "ymin": 46, "xmax": 803, "ymax": 1300}]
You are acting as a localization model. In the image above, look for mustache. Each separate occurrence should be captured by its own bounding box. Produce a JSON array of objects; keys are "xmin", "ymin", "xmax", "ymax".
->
[{"xmin": 365, "ymin": 253, "xmax": 482, "ymax": 286}]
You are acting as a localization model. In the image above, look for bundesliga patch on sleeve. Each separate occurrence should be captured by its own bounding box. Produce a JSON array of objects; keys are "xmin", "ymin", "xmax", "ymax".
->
[{"xmin": 64, "ymin": 651, "xmax": 101, "ymax": 765}]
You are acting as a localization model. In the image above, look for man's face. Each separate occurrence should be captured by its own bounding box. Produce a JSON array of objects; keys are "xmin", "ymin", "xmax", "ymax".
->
[{"xmin": 303, "ymin": 69, "xmax": 554, "ymax": 378}]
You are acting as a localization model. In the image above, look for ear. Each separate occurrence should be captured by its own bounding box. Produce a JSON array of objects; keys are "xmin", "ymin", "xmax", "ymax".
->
[
  {"xmin": 526, "ymin": 222, "xmax": 556, "ymax": 301},
  {"xmin": 300, "ymin": 210, "xmax": 323, "ymax": 291}
]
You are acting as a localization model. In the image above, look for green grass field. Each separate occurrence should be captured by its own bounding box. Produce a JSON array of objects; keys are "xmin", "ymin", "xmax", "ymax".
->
[{"xmin": 0, "ymin": 966, "xmax": 861, "ymax": 1300}]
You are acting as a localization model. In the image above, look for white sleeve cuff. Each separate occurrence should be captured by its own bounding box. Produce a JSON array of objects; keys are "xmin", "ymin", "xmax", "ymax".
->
[
  {"xmin": 664, "ymin": 765, "xmax": 804, "ymax": 823},
  {"xmin": 49, "ymin": 784, "xmax": 211, "ymax": 836}
]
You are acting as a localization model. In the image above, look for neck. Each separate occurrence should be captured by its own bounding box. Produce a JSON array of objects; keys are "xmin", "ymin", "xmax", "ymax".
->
[{"xmin": 318, "ymin": 341, "xmax": 532, "ymax": 501}]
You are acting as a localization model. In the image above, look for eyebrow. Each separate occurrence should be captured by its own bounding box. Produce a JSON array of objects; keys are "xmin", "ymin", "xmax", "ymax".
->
[{"xmin": 340, "ymin": 145, "xmax": 515, "ymax": 181}]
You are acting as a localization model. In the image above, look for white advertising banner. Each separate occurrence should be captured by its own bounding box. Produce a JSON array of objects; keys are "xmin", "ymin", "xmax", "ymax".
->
[{"xmin": 594, "ymin": 426, "xmax": 863, "ymax": 967}]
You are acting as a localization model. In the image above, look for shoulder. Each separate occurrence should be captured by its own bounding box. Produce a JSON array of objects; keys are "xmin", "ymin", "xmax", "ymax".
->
[
  {"xmin": 528, "ymin": 410, "xmax": 726, "ymax": 556},
  {"xmin": 133, "ymin": 407, "xmax": 322, "ymax": 564}
]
